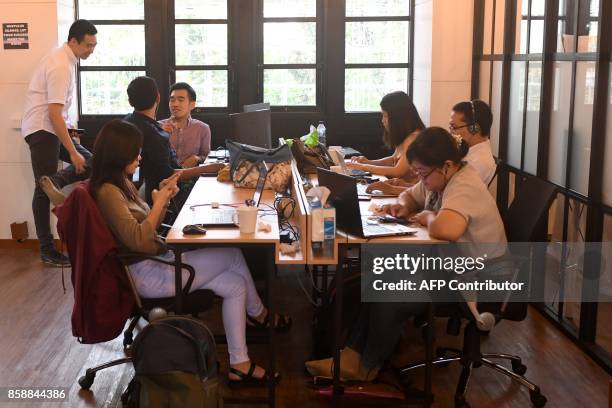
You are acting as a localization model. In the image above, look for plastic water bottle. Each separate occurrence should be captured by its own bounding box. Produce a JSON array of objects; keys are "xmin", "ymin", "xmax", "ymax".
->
[{"xmin": 317, "ymin": 121, "xmax": 326, "ymax": 147}]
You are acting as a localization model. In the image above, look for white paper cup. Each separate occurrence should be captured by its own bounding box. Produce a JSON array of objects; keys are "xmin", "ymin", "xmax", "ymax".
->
[{"xmin": 234, "ymin": 206, "xmax": 258, "ymax": 234}]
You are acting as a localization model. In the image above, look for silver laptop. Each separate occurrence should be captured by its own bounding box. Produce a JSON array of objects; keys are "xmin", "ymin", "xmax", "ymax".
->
[{"xmin": 198, "ymin": 163, "xmax": 268, "ymax": 227}]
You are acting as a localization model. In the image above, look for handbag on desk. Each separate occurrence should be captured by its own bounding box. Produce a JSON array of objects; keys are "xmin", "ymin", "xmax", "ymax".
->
[
  {"xmin": 290, "ymin": 139, "xmax": 335, "ymax": 174},
  {"xmin": 226, "ymin": 140, "xmax": 292, "ymax": 192}
]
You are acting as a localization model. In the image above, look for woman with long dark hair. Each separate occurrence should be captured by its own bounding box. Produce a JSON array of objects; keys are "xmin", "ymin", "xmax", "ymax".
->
[
  {"xmin": 89, "ymin": 119, "xmax": 290, "ymax": 386},
  {"xmin": 347, "ymin": 91, "xmax": 425, "ymax": 181}
]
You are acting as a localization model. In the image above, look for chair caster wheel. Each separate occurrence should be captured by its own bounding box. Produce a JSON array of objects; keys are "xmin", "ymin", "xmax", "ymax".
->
[
  {"xmin": 78, "ymin": 373, "xmax": 95, "ymax": 389},
  {"xmin": 529, "ymin": 390, "xmax": 547, "ymax": 407},
  {"xmin": 454, "ymin": 394, "xmax": 470, "ymax": 408},
  {"xmin": 511, "ymin": 359, "xmax": 527, "ymax": 375}
]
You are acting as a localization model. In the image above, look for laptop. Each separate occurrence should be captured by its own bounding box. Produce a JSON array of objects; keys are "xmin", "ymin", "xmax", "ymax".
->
[
  {"xmin": 317, "ymin": 168, "xmax": 417, "ymax": 238},
  {"xmin": 197, "ymin": 163, "xmax": 268, "ymax": 227},
  {"xmin": 327, "ymin": 147, "xmax": 371, "ymax": 178},
  {"xmin": 327, "ymin": 148, "xmax": 397, "ymax": 197}
]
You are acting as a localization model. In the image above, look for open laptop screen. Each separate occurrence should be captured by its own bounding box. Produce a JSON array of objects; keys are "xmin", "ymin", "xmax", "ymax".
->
[{"xmin": 316, "ymin": 167, "xmax": 363, "ymax": 237}]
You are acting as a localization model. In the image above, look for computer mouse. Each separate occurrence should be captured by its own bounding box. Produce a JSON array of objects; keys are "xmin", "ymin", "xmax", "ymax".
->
[{"xmin": 182, "ymin": 224, "xmax": 207, "ymax": 235}]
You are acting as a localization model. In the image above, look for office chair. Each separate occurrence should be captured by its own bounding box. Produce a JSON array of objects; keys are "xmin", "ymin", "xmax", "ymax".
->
[
  {"xmin": 53, "ymin": 182, "xmax": 215, "ymax": 390},
  {"xmin": 399, "ymin": 176, "xmax": 557, "ymax": 408},
  {"xmin": 78, "ymin": 255, "xmax": 216, "ymax": 390}
]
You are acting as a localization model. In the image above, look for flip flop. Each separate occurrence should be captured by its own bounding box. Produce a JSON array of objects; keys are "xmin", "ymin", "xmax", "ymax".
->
[
  {"xmin": 228, "ymin": 362, "xmax": 280, "ymax": 388},
  {"xmin": 247, "ymin": 312, "xmax": 292, "ymax": 333}
]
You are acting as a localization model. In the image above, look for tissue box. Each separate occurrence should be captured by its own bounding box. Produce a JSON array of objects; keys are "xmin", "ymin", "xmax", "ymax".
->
[{"xmin": 311, "ymin": 206, "xmax": 335, "ymax": 243}]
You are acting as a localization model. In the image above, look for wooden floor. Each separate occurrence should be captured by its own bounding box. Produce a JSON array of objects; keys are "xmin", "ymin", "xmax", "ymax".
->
[{"xmin": 1, "ymin": 248, "xmax": 611, "ymax": 408}]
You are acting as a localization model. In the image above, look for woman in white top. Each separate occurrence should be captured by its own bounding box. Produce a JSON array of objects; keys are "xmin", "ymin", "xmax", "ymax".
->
[{"xmin": 347, "ymin": 91, "xmax": 425, "ymax": 181}]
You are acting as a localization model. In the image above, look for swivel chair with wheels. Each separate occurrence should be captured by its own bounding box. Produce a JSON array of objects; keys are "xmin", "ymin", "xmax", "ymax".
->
[
  {"xmin": 400, "ymin": 175, "xmax": 557, "ymax": 407},
  {"xmin": 54, "ymin": 182, "xmax": 215, "ymax": 391}
]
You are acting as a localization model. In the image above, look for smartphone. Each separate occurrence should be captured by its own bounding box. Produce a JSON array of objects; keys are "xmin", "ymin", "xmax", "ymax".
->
[{"xmin": 379, "ymin": 215, "xmax": 409, "ymax": 224}]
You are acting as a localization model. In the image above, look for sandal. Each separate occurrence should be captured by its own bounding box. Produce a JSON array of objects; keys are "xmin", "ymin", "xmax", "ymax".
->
[
  {"xmin": 247, "ymin": 312, "xmax": 292, "ymax": 333},
  {"xmin": 228, "ymin": 362, "xmax": 280, "ymax": 388}
]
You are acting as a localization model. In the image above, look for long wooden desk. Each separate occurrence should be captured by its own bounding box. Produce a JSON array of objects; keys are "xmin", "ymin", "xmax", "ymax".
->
[{"xmin": 164, "ymin": 157, "xmax": 438, "ymax": 406}]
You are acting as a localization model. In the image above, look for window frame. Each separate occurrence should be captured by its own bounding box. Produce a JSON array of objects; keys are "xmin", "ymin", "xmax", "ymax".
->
[
  {"xmin": 75, "ymin": 17, "xmax": 147, "ymax": 117},
  {"xmin": 473, "ymin": 0, "xmax": 611, "ymax": 373},
  {"xmin": 342, "ymin": 2, "xmax": 414, "ymax": 113},
  {"xmin": 256, "ymin": 0, "xmax": 323, "ymax": 112},
  {"xmin": 168, "ymin": 0, "xmax": 233, "ymax": 113}
]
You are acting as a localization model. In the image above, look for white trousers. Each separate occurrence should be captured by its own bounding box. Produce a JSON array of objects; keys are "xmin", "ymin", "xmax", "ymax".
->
[{"xmin": 129, "ymin": 248, "xmax": 264, "ymax": 365}]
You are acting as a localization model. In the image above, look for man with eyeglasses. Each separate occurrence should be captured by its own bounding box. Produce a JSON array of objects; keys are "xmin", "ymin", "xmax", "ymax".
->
[
  {"xmin": 448, "ymin": 99, "xmax": 496, "ymax": 186},
  {"xmin": 22, "ymin": 19, "xmax": 98, "ymax": 266}
]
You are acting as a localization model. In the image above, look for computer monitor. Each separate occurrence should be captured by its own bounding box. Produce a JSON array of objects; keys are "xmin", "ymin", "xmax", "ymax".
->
[
  {"xmin": 229, "ymin": 109, "xmax": 272, "ymax": 149},
  {"xmin": 243, "ymin": 102, "xmax": 270, "ymax": 112}
]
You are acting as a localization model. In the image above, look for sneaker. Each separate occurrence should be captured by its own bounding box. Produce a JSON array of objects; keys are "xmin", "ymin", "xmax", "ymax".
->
[{"xmin": 41, "ymin": 249, "xmax": 71, "ymax": 267}]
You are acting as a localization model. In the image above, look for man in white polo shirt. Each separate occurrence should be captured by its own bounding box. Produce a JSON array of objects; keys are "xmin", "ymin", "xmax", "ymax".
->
[
  {"xmin": 21, "ymin": 19, "xmax": 97, "ymax": 266},
  {"xmin": 448, "ymin": 99, "xmax": 497, "ymax": 186}
]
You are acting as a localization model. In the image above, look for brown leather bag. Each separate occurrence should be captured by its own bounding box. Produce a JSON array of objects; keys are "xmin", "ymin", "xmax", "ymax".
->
[{"xmin": 290, "ymin": 139, "xmax": 335, "ymax": 174}]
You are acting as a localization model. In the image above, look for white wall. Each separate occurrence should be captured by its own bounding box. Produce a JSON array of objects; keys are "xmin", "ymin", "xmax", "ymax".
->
[
  {"xmin": 0, "ymin": 0, "xmax": 72, "ymax": 239},
  {"xmin": 413, "ymin": 0, "xmax": 474, "ymax": 128}
]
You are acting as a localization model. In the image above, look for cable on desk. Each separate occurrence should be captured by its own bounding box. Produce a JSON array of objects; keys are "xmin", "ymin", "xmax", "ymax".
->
[{"xmin": 273, "ymin": 196, "xmax": 300, "ymax": 242}]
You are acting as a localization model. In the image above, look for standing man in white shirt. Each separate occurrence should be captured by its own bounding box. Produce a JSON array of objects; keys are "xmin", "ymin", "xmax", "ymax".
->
[
  {"xmin": 21, "ymin": 19, "xmax": 97, "ymax": 266},
  {"xmin": 448, "ymin": 99, "xmax": 497, "ymax": 186}
]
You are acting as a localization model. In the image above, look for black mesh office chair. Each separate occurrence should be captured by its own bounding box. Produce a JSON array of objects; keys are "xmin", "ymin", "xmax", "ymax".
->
[{"xmin": 400, "ymin": 176, "xmax": 557, "ymax": 408}]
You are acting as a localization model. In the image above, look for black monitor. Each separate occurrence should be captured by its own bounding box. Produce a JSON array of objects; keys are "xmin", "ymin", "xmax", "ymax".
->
[
  {"xmin": 229, "ymin": 109, "xmax": 272, "ymax": 148},
  {"xmin": 243, "ymin": 102, "xmax": 270, "ymax": 112}
]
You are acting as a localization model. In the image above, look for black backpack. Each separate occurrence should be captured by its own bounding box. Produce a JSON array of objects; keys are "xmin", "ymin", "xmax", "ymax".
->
[{"xmin": 122, "ymin": 316, "xmax": 221, "ymax": 408}]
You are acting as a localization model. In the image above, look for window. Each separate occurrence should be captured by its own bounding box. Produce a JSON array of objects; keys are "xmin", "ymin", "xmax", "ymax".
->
[
  {"xmin": 474, "ymin": 0, "xmax": 611, "ymax": 373},
  {"xmin": 76, "ymin": 0, "xmax": 416, "ymax": 123},
  {"xmin": 557, "ymin": 0, "xmax": 599, "ymax": 53},
  {"xmin": 78, "ymin": 0, "xmax": 146, "ymax": 114},
  {"xmin": 516, "ymin": 0, "xmax": 545, "ymax": 54},
  {"xmin": 261, "ymin": 0, "xmax": 318, "ymax": 107},
  {"xmin": 344, "ymin": 0, "xmax": 411, "ymax": 112},
  {"xmin": 173, "ymin": 0, "xmax": 229, "ymax": 108}
]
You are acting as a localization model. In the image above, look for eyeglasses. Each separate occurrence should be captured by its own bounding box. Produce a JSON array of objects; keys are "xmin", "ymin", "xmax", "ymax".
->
[
  {"xmin": 413, "ymin": 167, "xmax": 438, "ymax": 180},
  {"xmin": 448, "ymin": 123, "xmax": 471, "ymax": 132}
]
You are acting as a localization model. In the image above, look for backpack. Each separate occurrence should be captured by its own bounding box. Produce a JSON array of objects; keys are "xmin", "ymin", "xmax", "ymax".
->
[{"xmin": 122, "ymin": 316, "xmax": 222, "ymax": 408}]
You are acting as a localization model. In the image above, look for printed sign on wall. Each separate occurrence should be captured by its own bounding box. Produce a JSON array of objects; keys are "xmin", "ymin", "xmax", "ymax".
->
[{"xmin": 3, "ymin": 23, "xmax": 29, "ymax": 49}]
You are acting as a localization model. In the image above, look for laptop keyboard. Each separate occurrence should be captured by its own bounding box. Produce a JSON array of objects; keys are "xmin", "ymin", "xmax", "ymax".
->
[
  {"xmin": 201, "ymin": 209, "xmax": 235, "ymax": 225},
  {"xmin": 363, "ymin": 224, "xmax": 393, "ymax": 234}
]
